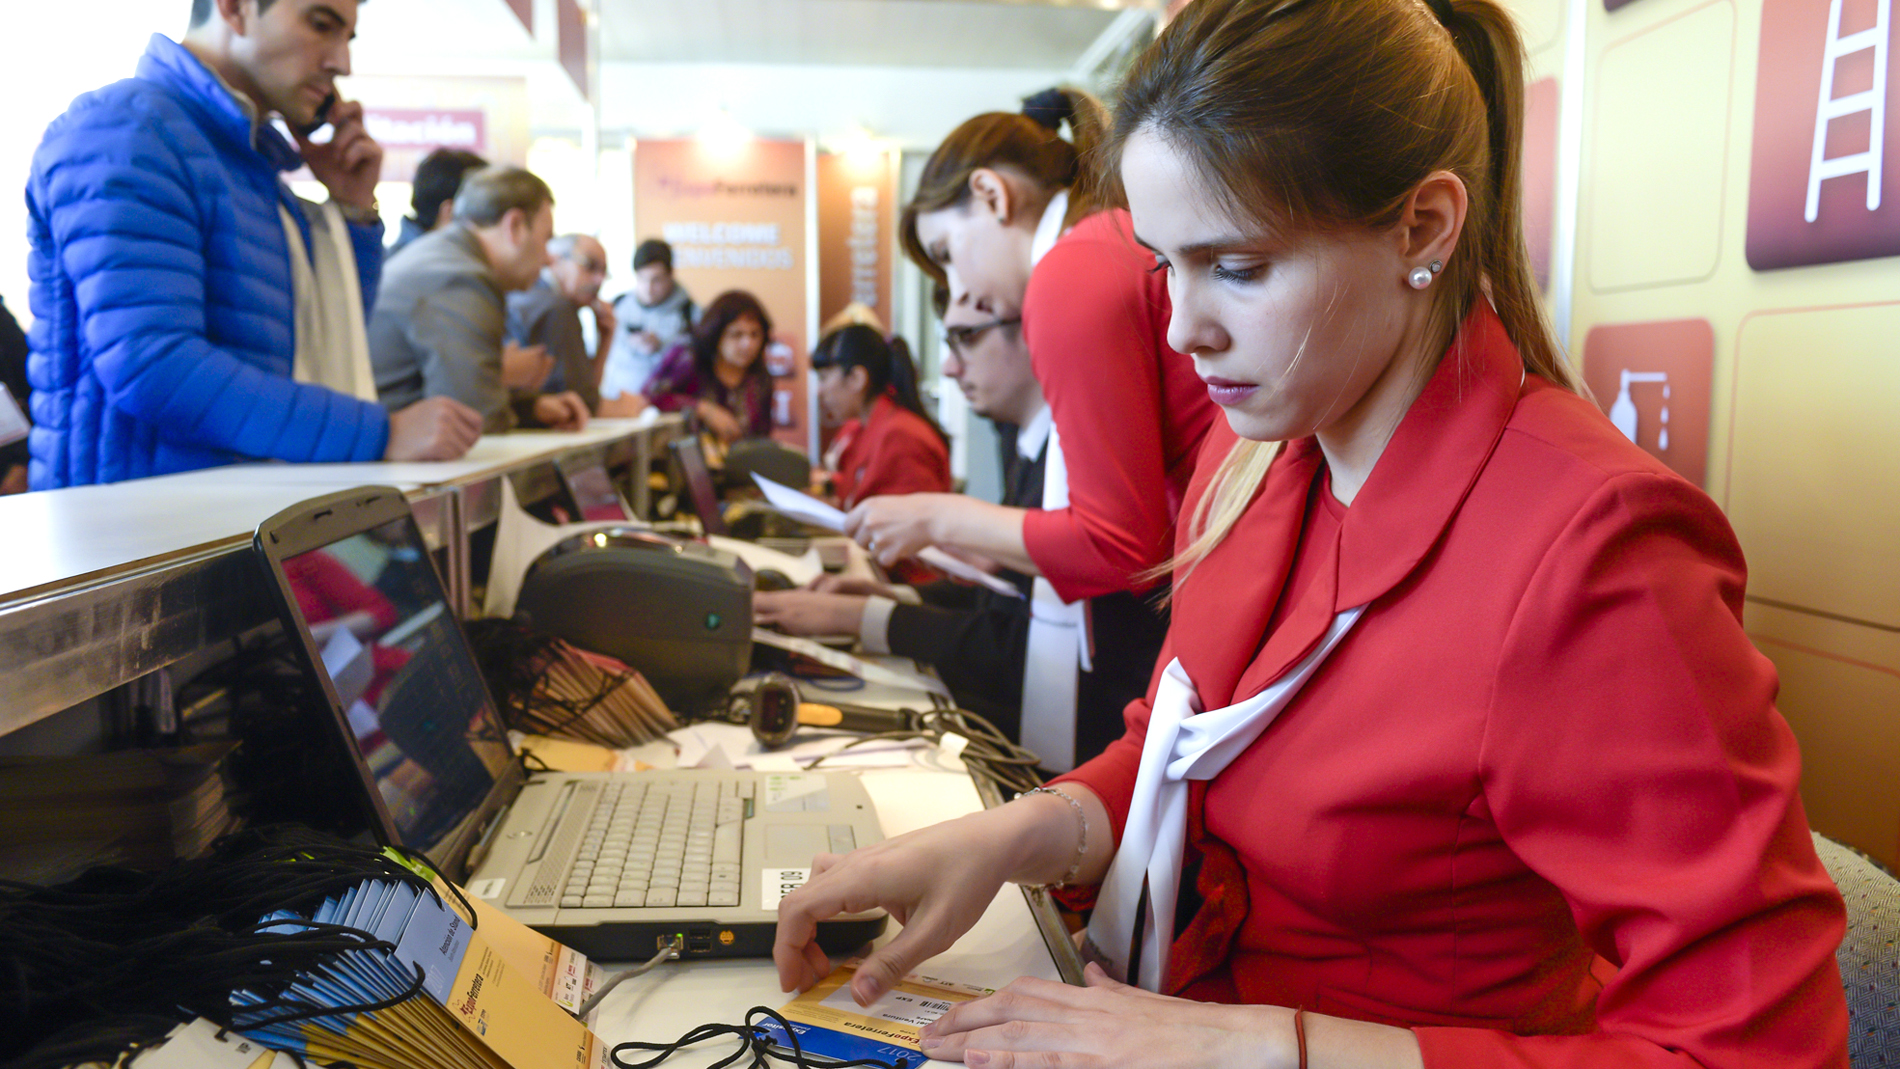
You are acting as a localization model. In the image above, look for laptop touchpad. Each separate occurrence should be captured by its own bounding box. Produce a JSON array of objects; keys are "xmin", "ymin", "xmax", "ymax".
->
[{"xmin": 765, "ymin": 825, "xmax": 831, "ymax": 865}]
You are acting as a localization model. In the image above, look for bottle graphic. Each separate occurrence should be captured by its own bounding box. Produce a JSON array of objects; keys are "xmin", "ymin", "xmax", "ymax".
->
[{"xmin": 1609, "ymin": 370, "xmax": 1671, "ymax": 450}]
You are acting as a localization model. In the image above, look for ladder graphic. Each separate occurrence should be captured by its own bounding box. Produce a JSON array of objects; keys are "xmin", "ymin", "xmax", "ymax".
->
[{"xmin": 1806, "ymin": 0, "xmax": 1892, "ymax": 222}]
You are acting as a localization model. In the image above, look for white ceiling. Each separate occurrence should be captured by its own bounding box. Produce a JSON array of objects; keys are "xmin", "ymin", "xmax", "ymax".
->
[
  {"xmin": 597, "ymin": 0, "xmax": 1129, "ymax": 69},
  {"xmin": 353, "ymin": 0, "xmax": 1140, "ymax": 72}
]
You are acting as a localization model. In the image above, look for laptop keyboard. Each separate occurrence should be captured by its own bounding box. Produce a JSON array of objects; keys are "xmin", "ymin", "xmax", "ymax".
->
[{"xmin": 559, "ymin": 777, "xmax": 750, "ymax": 909}]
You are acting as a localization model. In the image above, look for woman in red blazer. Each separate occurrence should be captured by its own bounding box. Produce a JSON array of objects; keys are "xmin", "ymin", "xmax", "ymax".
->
[
  {"xmin": 847, "ymin": 88, "xmax": 1217, "ymax": 771},
  {"xmin": 773, "ymin": 1, "xmax": 1849, "ymax": 1066},
  {"xmin": 814, "ymin": 324, "xmax": 951, "ymax": 509}
]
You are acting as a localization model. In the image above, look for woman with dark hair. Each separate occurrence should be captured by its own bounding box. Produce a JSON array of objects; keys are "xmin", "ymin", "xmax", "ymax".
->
[
  {"xmin": 813, "ymin": 324, "xmax": 950, "ymax": 508},
  {"xmin": 642, "ymin": 289, "xmax": 775, "ymax": 442},
  {"xmin": 775, "ymin": 1, "xmax": 1848, "ymax": 1066},
  {"xmin": 845, "ymin": 86, "xmax": 1218, "ymax": 773}
]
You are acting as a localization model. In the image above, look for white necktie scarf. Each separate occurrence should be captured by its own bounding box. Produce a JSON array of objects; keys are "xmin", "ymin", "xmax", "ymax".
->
[{"xmin": 1082, "ymin": 605, "xmax": 1365, "ymax": 992}]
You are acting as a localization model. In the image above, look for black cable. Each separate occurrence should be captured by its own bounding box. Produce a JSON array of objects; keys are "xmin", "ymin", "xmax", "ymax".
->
[
  {"xmin": 800, "ymin": 705, "xmax": 1044, "ymax": 796},
  {"xmin": 466, "ymin": 617, "xmax": 637, "ymax": 741},
  {"xmin": 607, "ymin": 1006, "xmax": 918, "ymax": 1069},
  {"xmin": 0, "ymin": 826, "xmax": 451, "ymax": 1066}
]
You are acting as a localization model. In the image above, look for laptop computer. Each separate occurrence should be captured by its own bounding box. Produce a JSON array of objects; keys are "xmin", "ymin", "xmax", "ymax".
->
[
  {"xmin": 252, "ymin": 485, "xmax": 887, "ymax": 962},
  {"xmin": 555, "ymin": 449, "xmax": 636, "ymax": 523},
  {"xmin": 671, "ymin": 436, "xmax": 729, "ymax": 536}
]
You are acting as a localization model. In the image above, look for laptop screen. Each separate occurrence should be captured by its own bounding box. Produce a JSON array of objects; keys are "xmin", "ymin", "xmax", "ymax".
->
[
  {"xmin": 672, "ymin": 437, "xmax": 728, "ymax": 535},
  {"xmin": 508, "ymin": 462, "xmax": 584, "ymax": 526},
  {"xmin": 281, "ymin": 515, "xmax": 514, "ymax": 855},
  {"xmin": 557, "ymin": 453, "xmax": 634, "ymax": 523}
]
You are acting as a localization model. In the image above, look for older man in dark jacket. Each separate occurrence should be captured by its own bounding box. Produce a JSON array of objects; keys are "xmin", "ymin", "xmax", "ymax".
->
[{"xmin": 370, "ymin": 166, "xmax": 590, "ymax": 434}]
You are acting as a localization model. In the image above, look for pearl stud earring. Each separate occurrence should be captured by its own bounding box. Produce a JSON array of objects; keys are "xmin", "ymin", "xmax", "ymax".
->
[{"xmin": 1408, "ymin": 265, "xmax": 1434, "ymax": 289}]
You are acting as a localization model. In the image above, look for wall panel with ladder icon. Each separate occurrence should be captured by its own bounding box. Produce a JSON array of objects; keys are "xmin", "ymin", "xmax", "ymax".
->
[{"xmin": 1748, "ymin": 0, "xmax": 1900, "ymax": 267}]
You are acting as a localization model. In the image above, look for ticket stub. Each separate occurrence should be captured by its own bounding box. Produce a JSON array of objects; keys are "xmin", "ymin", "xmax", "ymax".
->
[{"xmin": 770, "ymin": 961, "xmax": 993, "ymax": 1058}]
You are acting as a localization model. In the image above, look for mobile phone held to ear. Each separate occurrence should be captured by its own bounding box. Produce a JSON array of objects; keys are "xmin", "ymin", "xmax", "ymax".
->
[{"xmin": 299, "ymin": 91, "xmax": 338, "ymax": 138}]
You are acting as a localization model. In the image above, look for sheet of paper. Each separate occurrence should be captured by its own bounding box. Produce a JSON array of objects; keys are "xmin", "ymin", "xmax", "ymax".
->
[
  {"xmin": 753, "ymin": 627, "xmax": 950, "ymax": 696},
  {"xmin": 131, "ymin": 1019, "xmax": 279, "ymax": 1069},
  {"xmin": 665, "ymin": 716, "xmax": 929, "ymax": 772},
  {"xmin": 750, "ymin": 475, "xmax": 1020, "ymax": 598},
  {"xmin": 706, "ymin": 535, "xmax": 824, "ymax": 586}
]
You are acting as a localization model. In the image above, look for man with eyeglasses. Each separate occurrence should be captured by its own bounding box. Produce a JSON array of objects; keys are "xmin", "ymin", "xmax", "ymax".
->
[
  {"xmin": 755, "ymin": 295, "xmax": 1170, "ymax": 764},
  {"xmin": 506, "ymin": 233, "xmax": 622, "ymax": 414}
]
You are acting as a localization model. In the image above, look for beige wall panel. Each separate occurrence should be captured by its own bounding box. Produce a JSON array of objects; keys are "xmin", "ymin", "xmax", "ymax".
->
[
  {"xmin": 1586, "ymin": 1, "xmax": 1735, "ymax": 292},
  {"xmin": 1744, "ymin": 601, "xmax": 1900, "ymax": 868},
  {"xmin": 1727, "ymin": 302, "xmax": 1900, "ymax": 629},
  {"xmin": 1507, "ymin": 0, "xmax": 1566, "ymax": 56}
]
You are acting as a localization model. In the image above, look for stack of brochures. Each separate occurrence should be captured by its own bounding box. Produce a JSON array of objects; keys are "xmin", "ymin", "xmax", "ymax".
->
[
  {"xmin": 220, "ymin": 876, "xmax": 611, "ymax": 1069},
  {"xmin": 0, "ymin": 742, "xmax": 240, "ymax": 880}
]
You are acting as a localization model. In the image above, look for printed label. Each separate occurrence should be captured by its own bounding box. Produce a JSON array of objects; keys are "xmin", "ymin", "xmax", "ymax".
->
[
  {"xmin": 762, "ymin": 773, "xmax": 829, "ymax": 813},
  {"xmin": 761, "ymin": 867, "xmax": 810, "ymax": 910},
  {"xmin": 467, "ymin": 877, "xmax": 508, "ymax": 900}
]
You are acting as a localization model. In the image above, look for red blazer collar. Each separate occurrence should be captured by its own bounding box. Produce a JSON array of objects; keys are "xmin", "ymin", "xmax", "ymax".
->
[{"xmin": 1175, "ymin": 303, "xmax": 1525, "ymax": 707}]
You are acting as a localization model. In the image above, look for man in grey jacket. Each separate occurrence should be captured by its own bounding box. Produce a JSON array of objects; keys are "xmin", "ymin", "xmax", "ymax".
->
[{"xmin": 369, "ymin": 166, "xmax": 589, "ymax": 433}]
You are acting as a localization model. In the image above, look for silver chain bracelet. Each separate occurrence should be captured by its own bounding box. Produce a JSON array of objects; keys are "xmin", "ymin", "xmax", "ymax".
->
[{"xmin": 1023, "ymin": 785, "xmax": 1089, "ymax": 889}]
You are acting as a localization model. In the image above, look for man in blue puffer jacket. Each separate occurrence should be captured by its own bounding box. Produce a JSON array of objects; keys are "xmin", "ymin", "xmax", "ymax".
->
[{"xmin": 24, "ymin": 0, "xmax": 483, "ymax": 489}]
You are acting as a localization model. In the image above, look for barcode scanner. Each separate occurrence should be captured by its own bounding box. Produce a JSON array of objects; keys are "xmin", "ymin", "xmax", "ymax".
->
[{"xmin": 743, "ymin": 674, "xmax": 923, "ymax": 749}]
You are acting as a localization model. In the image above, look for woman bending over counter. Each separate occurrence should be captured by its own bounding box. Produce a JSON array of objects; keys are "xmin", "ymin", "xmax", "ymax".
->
[{"xmin": 774, "ymin": 0, "xmax": 1849, "ymax": 1066}]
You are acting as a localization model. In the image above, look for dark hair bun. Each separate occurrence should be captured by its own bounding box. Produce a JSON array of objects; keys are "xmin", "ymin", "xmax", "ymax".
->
[{"xmin": 1021, "ymin": 88, "xmax": 1074, "ymax": 132}]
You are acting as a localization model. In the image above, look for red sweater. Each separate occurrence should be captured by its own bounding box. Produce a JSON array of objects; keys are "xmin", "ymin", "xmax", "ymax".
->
[
  {"xmin": 1018, "ymin": 210, "xmax": 1217, "ymax": 602},
  {"xmin": 1059, "ymin": 305, "xmax": 1848, "ymax": 1068},
  {"xmin": 831, "ymin": 395, "xmax": 951, "ymax": 509}
]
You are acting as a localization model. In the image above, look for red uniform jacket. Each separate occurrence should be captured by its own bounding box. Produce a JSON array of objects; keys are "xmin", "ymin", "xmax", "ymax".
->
[
  {"xmin": 830, "ymin": 395, "xmax": 951, "ymax": 510},
  {"xmin": 1019, "ymin": 210, "xmax": 1218, "ymax": 602},
  {"xmin": 1060, "ymin": 305, "xmax": 1849, "ymax": 1068}
]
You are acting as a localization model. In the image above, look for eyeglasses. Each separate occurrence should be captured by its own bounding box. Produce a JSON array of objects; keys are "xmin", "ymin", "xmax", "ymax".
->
[{"xmin": 942, "ymin": 316, "xmax": 1021, "ymax": 353}]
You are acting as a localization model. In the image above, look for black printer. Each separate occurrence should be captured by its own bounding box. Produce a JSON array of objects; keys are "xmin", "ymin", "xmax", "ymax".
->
[{"xmin": 514, "ymin": 528, "xmax": 752, "ymax": 715}]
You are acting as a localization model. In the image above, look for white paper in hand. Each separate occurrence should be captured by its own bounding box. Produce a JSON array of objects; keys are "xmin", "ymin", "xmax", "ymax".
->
[
  {"xmin": 750, "ymin": 473, "xmax": 847, "ymax": 530},
  {"xmin": 749, "ymin": 475, "xmax": 1022, "ymax": 598},
  {"xmin": 0, "ymin": 384, "xmax": 27, "ymax": 447}
]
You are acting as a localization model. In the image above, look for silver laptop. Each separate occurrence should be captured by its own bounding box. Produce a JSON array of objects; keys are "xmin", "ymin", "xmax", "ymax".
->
[{"xmin": 253, "ymin": 486, "xmax": 887, "ymax": 961}]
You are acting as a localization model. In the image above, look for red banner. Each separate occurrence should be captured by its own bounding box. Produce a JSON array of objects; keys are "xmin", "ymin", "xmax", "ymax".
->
[
  {"xmin": 816, "ymin": 151, "xmax": 897, "ymax": 329},
  {"xmin": 635, "ymin": 139, "xmax": 813, "ymax": 450}
]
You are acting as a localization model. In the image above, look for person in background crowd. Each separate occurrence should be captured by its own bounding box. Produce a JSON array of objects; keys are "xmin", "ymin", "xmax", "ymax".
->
[
  {"xmin": 812, "ymin": 323, "xmax": 949, "ymax": 508},
  {"xmin": 0, "ymin": 296, "xmax": 30, "ymax": 494},
  {"xmin": 777, "ymin": 2, "xmax": 1849, "ymax": 1067},
  {"xmin": 387, "ymin": 147, "xmax": 486, "ymax": 261},
  {"xmin": 506, "ymin": 234, "xmax": 621, "ymax": 414},
  {"xmin": 758, "ymin": 290, "xmax": 1168, "ymax": 757},
  {"xmin": 642, "ymin": 290, "xmax": 774, "ymax": 442},
  {"xmin": 601, "ymin": 239, "xmax": 698, "ymax": 415},
  {"xmin": 24, "ymin": 0, "xmax": 481, "ymax": 489},
  {"xmin": 369, "ymin": 166, "xmax": 589, "ymax": 434},
  {"xmin": 393, "ymin": 149, "xmax": 548, "ymax": 393},
  {"xmin": 845, "ymin": 87, "xmax": 1217, "ymax": 773}
]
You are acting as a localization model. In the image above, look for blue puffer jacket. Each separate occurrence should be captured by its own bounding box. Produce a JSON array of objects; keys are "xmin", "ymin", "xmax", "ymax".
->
[{"xmin": 25, "ymin": 34, "xmax": 389, "ymax": 489}]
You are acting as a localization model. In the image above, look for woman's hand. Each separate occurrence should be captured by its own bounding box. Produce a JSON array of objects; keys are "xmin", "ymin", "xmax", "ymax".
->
[
  {"xmin": 844, "ymin": 493, "xmax": 961, "ymax": 567},
  {"xmin": 845, "ymin": 495, "xmax": 1039, "ymax": 576},
  {"xmin": 776, "ymin": 792, "xmax": 1096, "ymax": 1005},
  {"xmin": 918, "ymin": 963, "xmax": 1294, "ymax": 1069},
  {"xmin": 695, "ymin": 398, "xmax": 744, "ymax": 442},
  {"xmin": 753, "ymin": 590, "xmax": 867, "ymax": 636}
]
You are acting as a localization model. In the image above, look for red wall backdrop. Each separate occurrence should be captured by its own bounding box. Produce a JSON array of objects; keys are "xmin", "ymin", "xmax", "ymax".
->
[{"xmin": 634, "ymin": 139, "xmax": 812, "ymax": 450}]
